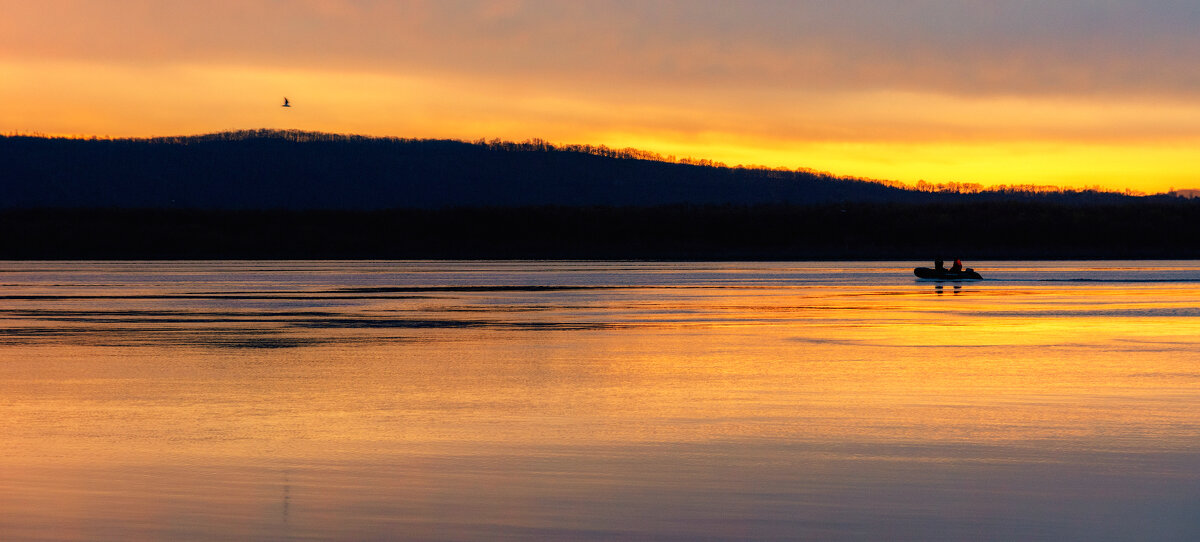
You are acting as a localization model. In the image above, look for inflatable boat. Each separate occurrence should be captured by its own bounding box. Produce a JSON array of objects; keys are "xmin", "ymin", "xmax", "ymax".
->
[{"xmin": 913, "ymin": 267, "xmax": 982, "ymax": 280}]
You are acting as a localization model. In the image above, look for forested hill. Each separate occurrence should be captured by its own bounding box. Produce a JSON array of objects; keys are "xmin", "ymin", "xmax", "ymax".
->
[{"xmin": 2, "ymin": 130, "xmax": 1137, "ymax": 209}]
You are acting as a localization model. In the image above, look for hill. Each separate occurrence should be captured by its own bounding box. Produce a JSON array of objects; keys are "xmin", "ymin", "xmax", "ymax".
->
[
  {"xmin": 6, "ymin": 130, "xmax": 1199, "ymax": 260},
  {"xmin": 1, "ymin": 130, "xmax": 1138, "ymax": 209}
]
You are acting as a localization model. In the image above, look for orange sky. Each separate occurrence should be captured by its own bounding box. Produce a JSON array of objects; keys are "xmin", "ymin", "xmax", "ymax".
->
[{"xmin": 3, "ymin": 1, "xmax": 1200, "ymax": 193}]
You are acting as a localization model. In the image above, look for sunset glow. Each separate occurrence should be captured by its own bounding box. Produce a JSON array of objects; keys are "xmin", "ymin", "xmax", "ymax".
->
[{"xmin": 4, "ymin": 1, "xmax": 1200, "ymax": 193}]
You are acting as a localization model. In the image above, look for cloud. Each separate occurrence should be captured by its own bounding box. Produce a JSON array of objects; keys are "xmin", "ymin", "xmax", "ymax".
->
[{"xmin": 3, "ymin": 0, "xmax": 1199, "ymax": 98}]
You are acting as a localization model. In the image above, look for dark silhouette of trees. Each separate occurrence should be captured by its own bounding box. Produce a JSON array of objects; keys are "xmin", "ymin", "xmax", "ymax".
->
[
  {"xmin": 2, "ymin": 130, "xmax": 1140, "ymax": 210},
  {"xmin": 5, "ymin": 130, "xmax": 1194, "ymax": 259}
]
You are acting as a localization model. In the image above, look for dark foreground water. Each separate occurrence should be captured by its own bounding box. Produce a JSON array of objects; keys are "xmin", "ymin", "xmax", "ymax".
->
[{"xmin": 2, "ymin": 261, "xmax": 1199, "ymax": 541}]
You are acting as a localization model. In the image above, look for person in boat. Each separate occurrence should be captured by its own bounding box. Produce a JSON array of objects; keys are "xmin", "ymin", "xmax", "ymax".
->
[
  {"xmin": 950, "ymin": 258, "xmax": 963, "ymax": 272},
  {"xmin": 934, "ymin": 259, "xmax": 945, "ymax": 271}
]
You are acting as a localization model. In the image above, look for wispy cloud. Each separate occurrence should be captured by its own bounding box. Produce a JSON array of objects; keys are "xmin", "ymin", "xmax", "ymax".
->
[{"xmin": 6, "ymin": 1, "xmax": 1197, "ymax": 96}]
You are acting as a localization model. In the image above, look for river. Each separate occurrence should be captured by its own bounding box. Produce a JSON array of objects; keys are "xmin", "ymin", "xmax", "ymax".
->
[{"xmin": 2, "ymin": 261, "xmax": 1198, "ymax": 540}]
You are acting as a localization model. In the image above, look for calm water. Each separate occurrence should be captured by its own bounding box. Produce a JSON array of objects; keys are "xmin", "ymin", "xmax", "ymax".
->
[{"xmin": 2, "ymin": 261, "xmax": 1199, "ymax": 541}]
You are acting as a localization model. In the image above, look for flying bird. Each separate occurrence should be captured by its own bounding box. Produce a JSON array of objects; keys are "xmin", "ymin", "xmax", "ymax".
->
[{"xmin": 282, "ymin": 97, "xmax": 290, "ymax": 107}]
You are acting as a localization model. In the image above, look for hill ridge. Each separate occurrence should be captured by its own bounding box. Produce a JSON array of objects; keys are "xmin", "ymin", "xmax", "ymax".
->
[{"xmin": 2, "ymin": 129, "xmax": 1139, "ymax": 209}]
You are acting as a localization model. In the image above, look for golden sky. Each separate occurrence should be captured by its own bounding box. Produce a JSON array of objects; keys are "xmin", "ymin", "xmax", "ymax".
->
[{"xmin": 3, "ymin": 0, "xmax": 1200, "ymax": 193}]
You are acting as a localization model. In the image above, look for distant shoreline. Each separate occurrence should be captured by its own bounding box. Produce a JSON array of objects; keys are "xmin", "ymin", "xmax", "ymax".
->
[
  {"xmin": 4, "ymin": 203, "xmax": 1199, "ymax": 261},
  {"xmin": 5, "ymin": 131, "xmax": 1199, "ymax": 260}
]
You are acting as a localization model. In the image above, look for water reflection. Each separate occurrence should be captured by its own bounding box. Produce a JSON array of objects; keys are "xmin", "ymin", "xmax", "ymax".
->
[
  {"xmin": 933, "ymin": 284, "xmax": 963, "ymax": 295},
  {"xmin": 2, "ymin": 261, "xmax": 1200, "ymax": 541}
]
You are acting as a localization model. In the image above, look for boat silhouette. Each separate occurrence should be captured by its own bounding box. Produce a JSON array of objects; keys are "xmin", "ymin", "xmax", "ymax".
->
[{"xmin": 914, "ymin": 267, "xmax": 982, "ymax": 280}]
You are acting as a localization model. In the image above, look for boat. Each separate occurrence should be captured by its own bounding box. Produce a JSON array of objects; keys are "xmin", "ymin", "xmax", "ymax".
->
[{"xmin": 913, "ymin": 267, "xmax": 982, "ymax": 280}]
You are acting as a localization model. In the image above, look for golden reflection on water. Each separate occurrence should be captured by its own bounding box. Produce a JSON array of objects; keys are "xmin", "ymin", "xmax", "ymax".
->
[{"xmin": 2, "ymin": 262, "xmax": 1200, "ymax": 540}]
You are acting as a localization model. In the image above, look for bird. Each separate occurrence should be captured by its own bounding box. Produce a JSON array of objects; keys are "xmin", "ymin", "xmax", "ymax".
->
[{"xmin": 282, "ymin": 97, "xmax": 291, "ymax": 107}]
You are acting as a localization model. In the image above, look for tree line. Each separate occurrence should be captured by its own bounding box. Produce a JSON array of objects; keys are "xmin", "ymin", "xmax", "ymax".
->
[{"xmin": 2, "ymin": 130, "xmax": 1147, "ymax": 210}]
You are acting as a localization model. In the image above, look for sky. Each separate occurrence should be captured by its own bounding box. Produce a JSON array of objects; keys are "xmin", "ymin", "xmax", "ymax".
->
[{"xmin": 3, "ymin": 0, "xmax": 1200, "ymax": 193}]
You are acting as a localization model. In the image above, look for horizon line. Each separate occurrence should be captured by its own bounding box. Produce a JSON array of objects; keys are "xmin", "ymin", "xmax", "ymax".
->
[{"xmin": 2, "ymin": 127, "xmax": 1175, "ymax": 197}]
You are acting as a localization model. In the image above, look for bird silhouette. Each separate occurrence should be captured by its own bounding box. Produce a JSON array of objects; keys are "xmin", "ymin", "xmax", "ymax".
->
[{"xmin": 282, "ymin": 97, "xmax": 291, "ymax": 107}]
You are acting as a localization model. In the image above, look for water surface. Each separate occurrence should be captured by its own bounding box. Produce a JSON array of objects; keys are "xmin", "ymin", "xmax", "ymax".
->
[{"xmin": 2, "ymin": 261, "xmax": 1199, "ymax": 541}]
